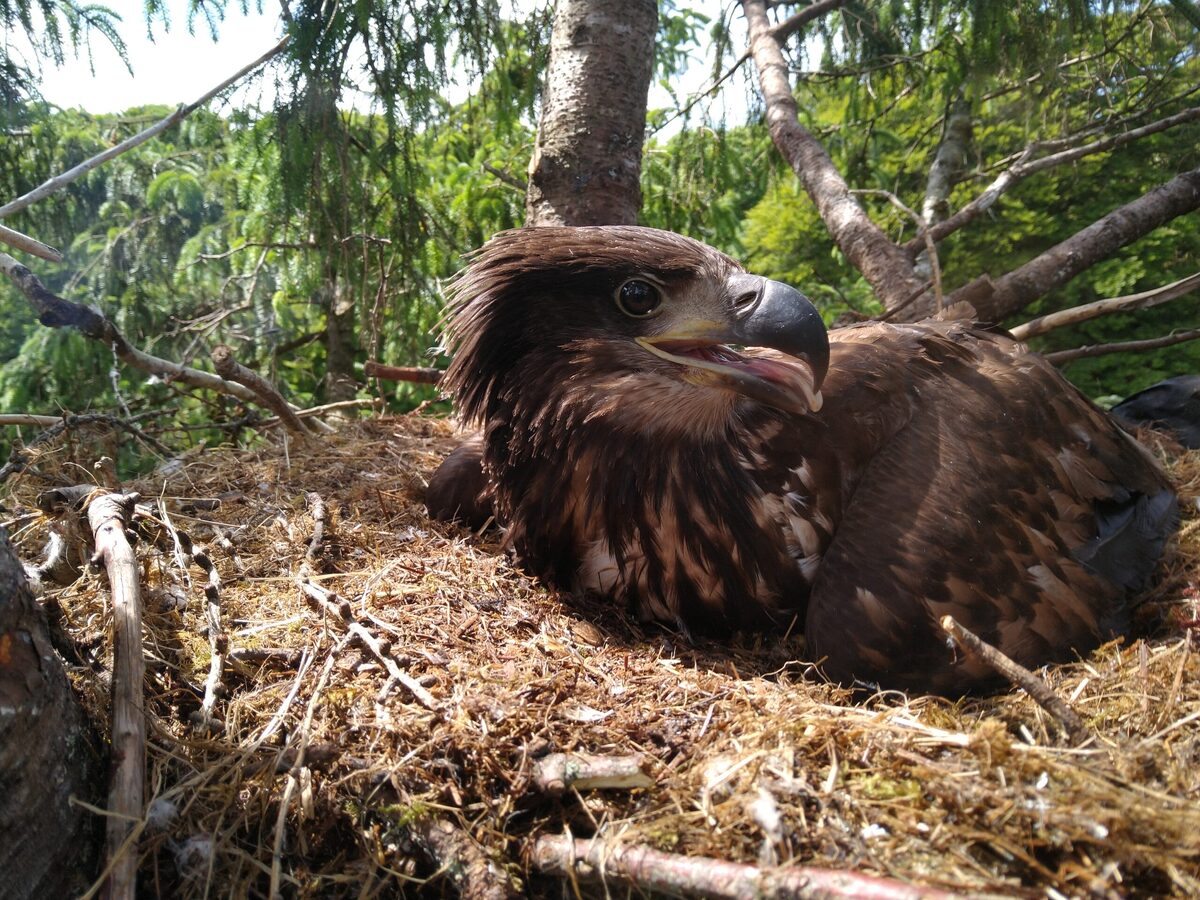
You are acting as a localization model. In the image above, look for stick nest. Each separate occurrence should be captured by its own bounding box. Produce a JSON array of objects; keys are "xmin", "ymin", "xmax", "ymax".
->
[{"xmin": 4, "ymin": 416, "xmax": 1200, "ymax": 897}]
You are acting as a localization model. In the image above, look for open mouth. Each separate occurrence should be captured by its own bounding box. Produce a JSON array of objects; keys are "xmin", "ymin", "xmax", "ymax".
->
[{"xmin": 636, "ymin": 337, "xmax": 824, "ymax": 415}]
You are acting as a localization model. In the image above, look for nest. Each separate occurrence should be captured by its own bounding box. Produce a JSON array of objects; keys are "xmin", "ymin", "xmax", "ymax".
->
[{"xmin": 4, "ymin": 415, "xmax": 1200, "ymax": 897}]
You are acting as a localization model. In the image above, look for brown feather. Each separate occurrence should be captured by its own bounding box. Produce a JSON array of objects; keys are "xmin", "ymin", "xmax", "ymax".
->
[{"xmin": 432, "ymin": 226, "xmax": 1178, "ymax": 695}]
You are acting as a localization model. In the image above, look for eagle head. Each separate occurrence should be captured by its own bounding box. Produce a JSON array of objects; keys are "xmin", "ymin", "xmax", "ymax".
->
[{"xmin": 440, "ymin": 226, "xmax": 829, "ymax": 437}]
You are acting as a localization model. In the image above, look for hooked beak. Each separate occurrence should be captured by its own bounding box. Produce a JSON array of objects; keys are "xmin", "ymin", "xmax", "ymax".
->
[{"xmin": 636, "ymin": 273, "xmax": 830, "ymax": 415}]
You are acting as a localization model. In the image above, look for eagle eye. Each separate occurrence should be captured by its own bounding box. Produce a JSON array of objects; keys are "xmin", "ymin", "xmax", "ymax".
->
[{"xmin": 616, "ymin": 279, "xmax": 662, "ymax": 318}]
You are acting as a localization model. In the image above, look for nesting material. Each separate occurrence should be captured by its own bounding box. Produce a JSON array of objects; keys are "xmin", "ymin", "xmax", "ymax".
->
[{"xmin": 3, "ymin": 416, "xmax": 1199, "ymax": 898}]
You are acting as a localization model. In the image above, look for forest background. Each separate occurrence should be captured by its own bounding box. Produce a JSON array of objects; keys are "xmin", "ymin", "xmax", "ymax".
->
[{"xmin": 1, "ymin": 0, "xmax": 1198, "ymax": 472}]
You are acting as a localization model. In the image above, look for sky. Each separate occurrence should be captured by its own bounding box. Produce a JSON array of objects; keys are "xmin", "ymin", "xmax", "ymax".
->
[{"xmin": 27, "ymin": 0, "xmax": 752, "ymax": 128}]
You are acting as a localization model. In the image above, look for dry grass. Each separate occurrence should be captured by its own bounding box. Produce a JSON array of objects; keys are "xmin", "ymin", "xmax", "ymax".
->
[{"xmin": 4, "ymin": 415, "xmax": 1200, "ymax": 898}]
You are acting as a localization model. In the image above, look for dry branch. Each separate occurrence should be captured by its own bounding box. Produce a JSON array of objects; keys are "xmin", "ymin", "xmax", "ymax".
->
[
  {"xmin": 0, "ymin": 36, "xmax": 290, "ymax": 221},
  {"xmin": 298, "ymin": 578, "xmax": 439, "ymax": 710},
  {"xmin": 0, "ymin": 221, "xmax": 63, "ymax": 262},
  {"xmin": 909, "ymin": 105, "xmax": 1200, "ymax": 251},
  {"xmin": 304, "ymin": 491, "xmax": 329, "ymax": 566},
  {"xmin": 1011, "ymin": 271, "xmax": 1200, "ymax": 341},
  {"xmin": 87, "ymin": 491, "xmax": 146, "ymax": 900},
  {"xmin": 408, "ymin": 817, "xmax": 519, "ymax": 900},
  {"xmin": 949, "ymin": 166, "xmax": 1200, "ymax": 322},
  {"xmin": 742, "ymin": 0, "xmax": 926, "ymax": 312},
  {"xmin": 531, "ymin": 834, "xmax": 961, "ymax": 899},
  {"xmin": 0, "ymin": 253, "xmax": 261, "ymax": 405},
  {"xmin": 941, "ymin": 616, "xmax": 1090, "ymax": 745},
  {"xmin": 147, "ymin": 506, "xmax": 226, "ymax": 731},
  {"xmin": 531, "ymin": 752, "xmax": 653, "ymax": 796},
  {"xmin": 364, "ymin": 361, "xmax": 444, "ymax": 384},
  {"xmin": 211, "ymin": 344, "xmax": 312, "ymax": 435},
  {"xmin": 1043, "ymin": 329, "xmax": 1200, "ymax": 365}
]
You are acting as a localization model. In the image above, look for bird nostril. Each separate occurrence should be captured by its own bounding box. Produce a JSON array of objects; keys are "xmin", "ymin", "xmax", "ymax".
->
[{"xmin": 733, "ymin": 288, "xmax": 760, "ymax": 313}]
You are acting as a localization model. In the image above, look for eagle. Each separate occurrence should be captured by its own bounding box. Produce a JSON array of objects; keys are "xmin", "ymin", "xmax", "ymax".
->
[{"xmin": 426, "ymin": 226, "xmax": 1178, "ymax": 694}]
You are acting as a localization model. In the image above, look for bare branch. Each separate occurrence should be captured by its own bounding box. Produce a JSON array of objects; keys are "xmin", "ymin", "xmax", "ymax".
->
[
  {"xmin": 1042, "ymin": 329, "xmax": 1200, "ymax": 366},
  {"xmin": 768, "ymin": 0, "xmax": 848, "ymax": 43},
  {"xmin": 88, "ymin": 491, "xmax": 146, "ymax": 900},
  {"xmin": 532, "ymin": 834, "xmax": 960, "ymax": 899},
  {"xmin": 532, "ymin": 753, "xmax": 653, "ymax": 797},
  {"xmin": 0, "ymin": 222, "xmax": 63, "ymax": 262},
  {"xmin": 941, "ymin": 616, "xmax": 1090, "ymax": 745},
  {"xmin": 364, "ymin": 361, "xmax": 443, "ymax": 384},
  {"xmin": 948, "ymin": 166, "xmax": 1200, "ymax": 322},
  {"xmin": 210, "ymin": 344, "xmax": 312, "ymax": 435},
  {"xmin": 909, "ymin": 106, "xmax": 1200, "ymax": 251},
  {"xmin": 742, "ymin": 1, "xmax": 925, "ymax": 310},
  {"xmin": 1011, "ymin": 272, "xmax": 1200, "ymax": 341},
  {"xmin": 0, "ymin": 36, "xmax": 290, "ymax": 221}
]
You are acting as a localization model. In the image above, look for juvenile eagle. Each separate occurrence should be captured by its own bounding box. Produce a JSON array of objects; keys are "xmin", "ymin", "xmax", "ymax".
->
[{"xmin": 428, "ymin": 226, "xmax": 1177, "ymax": 694}]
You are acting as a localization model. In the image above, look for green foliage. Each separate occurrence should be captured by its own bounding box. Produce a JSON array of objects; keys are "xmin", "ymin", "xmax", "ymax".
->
[{"xmin": 2, "ymin": 0, "xmax": 1199, "ymax": 472}]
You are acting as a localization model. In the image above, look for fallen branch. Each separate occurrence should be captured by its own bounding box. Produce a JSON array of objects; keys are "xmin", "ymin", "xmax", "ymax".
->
[
  {"xmin": 532, "ymin": 753, "xmax": 653, "ymax": 797},
  {"xmin": 148, "ymin": 505, "xmax": 226, "ymax": 732},
  {"xmin": 210, "ymin": 344, "xmax": 313, "ymax": 435},
  {"xmin": 0, "ymin": 35, "xmax": 290, "ymax": 221},
  {"xmin": 364, "ymin": 361, "xmax": 443, "ymax": 385},
  {"xmin": 298, "ymin": 578, "xmax": 439, "ymax": 711},
  {"xmin": 531, "ymin": 834, "xmax": 960, "ymax": 899},
  {"xmin": 940, "ymin": 616, "xmax": 1089, "ymax": 745},
  {"xmin": 304, "ymin": 491, "xmax": 329, "ymax": 566},
  {"xmin": 1042, "ymin": 328, "xmax": 1200, "ymax": 366},
  {"xmin": 87, "ymin": 491, "xmax": 146, "ymax": 900},
  {"xmin": 1011, "ymin": 272, "xmax": 1200, "ymax": 341},
  {"xmin": 408, "ymin": 817, "xmax": 519, "ymax": 900},
  {"xmin": 0, "ymin": 221, "xmax": 63, "ymax": 262}
]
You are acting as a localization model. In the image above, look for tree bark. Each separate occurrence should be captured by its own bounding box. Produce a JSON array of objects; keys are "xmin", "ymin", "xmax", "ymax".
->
[
  {"xmin": 0, "ymin": 529, "xmax": 103, "ymax": 897},
  {"xmin": 525, "ymin": 0, "xmax": 657, "ymax": 226},
  {"xmin": 914, "ymin": 96, "xmax": 972, "ymax": 287},
  {"xmin": 950, "ymin": 165, "xmax": 1200, "ymax": 322},
  {"xmin": 741, "ymin": 0, "xmax": 927, "ymax": 311}
]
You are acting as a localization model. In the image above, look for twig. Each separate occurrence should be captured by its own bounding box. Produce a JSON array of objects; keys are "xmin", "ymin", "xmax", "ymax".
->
[
  {"xmin": 1042, "ymin": 329, "xmax": 1200, "ymax": 366},
  {"xmin": 531, "ymin": 834, "xmax": 961, "ymax": 899},
  {"xmin": 148, "ymin": 504, "xmax": 226, "ymax": 732},
  {"xmin": 532, "ymin": 753, "xmax": 653, "ymax": 797},
  {"xmin": 298, "ymin": 578, "xmax": 439, "ymax": 710},
  {"xmin": 210, "ymin": 344, "xmax": 313, "ymax": 436},
  {"xmin": 304, "ymin": 492, "xmax": 329, "ymax": 566},
  {"xmin": 408, "ymin": 817, "xmax": 519, "ymax": 900},
  {"xmin": 87, "ymin": 491, "xmax": 146, "ymax": 900},
  {"xmin": 1011, "ymin": 272, "xmax": 1200, "ymax": 341},
  {"xmin": 269, "ymin": 635, "xmax": 346, "ymax": 900},
  {"xmin": 482, "ymin": 163, "xmax": 527, "ymax": 193},
  {"xmin": 0, "ymin": 221, "xmax": 63, "ymax": 262},
  {"xmin": 0, "ymin": 36, "xmax": 290, "ymax": 221},
  {"xmin": 364, "ymin": 361, "xmax": 443, "ymax": 384},
  {"xmin": 940, "ymin": 616, "xmax": 1090, "ymax": 745},
  {"xmin": 907, "ymin": 105, "xmax": 1200, "ymax": 250},
  {"xmin": 0, "ymin": 413, "xmax": 174, "ymax": 486}
]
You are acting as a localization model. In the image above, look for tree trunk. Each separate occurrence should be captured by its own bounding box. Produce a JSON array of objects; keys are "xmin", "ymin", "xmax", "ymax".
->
[
  {"xmin": 322, "ymin": 269, "xmax": 358, "ymax": 403},
  {"xmin": 525, "ymin": 0, "xmax": 657, "ymax": 226},
  {"xmin": 0, "ymin": 529, "xmax": 102, "ymax": 897}
]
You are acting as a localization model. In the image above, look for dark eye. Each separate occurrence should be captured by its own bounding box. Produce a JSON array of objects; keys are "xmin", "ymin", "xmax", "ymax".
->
[{"xmin": 616, "ymin": 279, "xmax": 662, "ymax": 317}]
